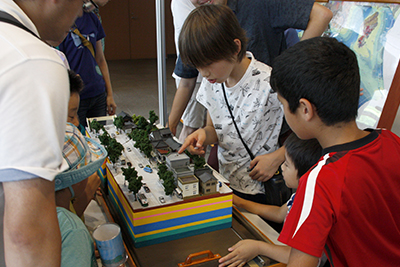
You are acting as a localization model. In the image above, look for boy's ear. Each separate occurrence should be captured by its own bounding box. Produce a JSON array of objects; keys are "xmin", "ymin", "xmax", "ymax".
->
[
  {"xmin": 298, "ymin": 98, "xmax": 315, "ymax": 121},
  {"xmin": 233, "ymin": 39, "xmax": 241, "ymax": 55}
]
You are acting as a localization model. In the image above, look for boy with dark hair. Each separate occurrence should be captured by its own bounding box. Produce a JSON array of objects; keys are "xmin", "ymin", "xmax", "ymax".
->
[
  {"xmin": 67, "ymin": 69, "xmax": 102, "ymax": 218},
  {"xmin": 270, "ymin": 37, "xmax": 400, "ymax": 266},
  {"xmin": 68, "ymin": 70, "xmax": 84, "ymax": 128},
  {"xmin": 219, "ymin": 135, "xmax": 322, "ymax": 267},
  {"xmin": 178, "ymin": 5, "xmax": 283, "ymax": 205}
]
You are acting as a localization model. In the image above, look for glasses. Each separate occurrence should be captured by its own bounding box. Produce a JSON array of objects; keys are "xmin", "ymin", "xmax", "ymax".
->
[{"xmin": 83, "ymin": 0, "xmax": 99, "ymax": 13}]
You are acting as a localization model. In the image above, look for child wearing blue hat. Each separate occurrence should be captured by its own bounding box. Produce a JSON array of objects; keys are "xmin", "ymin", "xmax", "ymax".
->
[{"xmin": 55, "ymin": 122, "xmax": 107, "ymax": 267}]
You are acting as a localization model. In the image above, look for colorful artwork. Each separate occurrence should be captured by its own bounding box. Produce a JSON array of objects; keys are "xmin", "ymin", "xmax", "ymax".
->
[{"xmin": 324, "ymin": 1, "xmax": 400, "ymax": 129}]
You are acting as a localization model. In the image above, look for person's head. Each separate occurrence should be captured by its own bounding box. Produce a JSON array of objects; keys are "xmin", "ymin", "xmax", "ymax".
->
[
  {"xmin": 68, "ymin": 70, "xmax": 84, "ymax": 127},
  {"xmin": 55, "ymin": 123, "xmax": 107, "ymax": 206},
  {"xmin": 190, "ymin": 0, "xmax": 227, "ymax": 7},
  {"xmin": 179, "ymin": 5, "xmax": 247, "ymax": 83},
  {"xmin": 15, "ymin": 0, "xmax": 83, "ymax": 46},
  {"xmin": 270, "ymin": 37, "xmax": 360, "ymax": 138},
  {"xmin": 281, "ymin": 134, "xmax": 322, "ymax": 188}
]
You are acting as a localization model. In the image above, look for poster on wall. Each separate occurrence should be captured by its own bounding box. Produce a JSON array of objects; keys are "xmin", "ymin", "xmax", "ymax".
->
[{"xmin": 323, "ymin": 1, "xmax": 400, "ymax": 130}]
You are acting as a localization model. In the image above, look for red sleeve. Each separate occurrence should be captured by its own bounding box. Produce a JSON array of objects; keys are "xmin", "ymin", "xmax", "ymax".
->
[{"xmin": 278, "ymin": 154, "xmax": 340, "ymax": 258}]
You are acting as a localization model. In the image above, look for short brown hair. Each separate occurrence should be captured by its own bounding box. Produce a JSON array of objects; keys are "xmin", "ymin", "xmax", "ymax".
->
[{"xmin": 179, "ymin": 4, "xmax": 247, "ymax": 68}]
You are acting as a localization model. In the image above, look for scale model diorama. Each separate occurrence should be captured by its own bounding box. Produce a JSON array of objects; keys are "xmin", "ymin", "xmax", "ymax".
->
[{"xmin": 87, "ymin": 111, "xmax": 232, "ymax": 247}]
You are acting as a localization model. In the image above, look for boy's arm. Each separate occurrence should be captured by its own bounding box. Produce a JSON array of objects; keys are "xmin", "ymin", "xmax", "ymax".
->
[
  {"xmin": 95, "ymin": 40, "xmax": 117, "ymax": 115},
  {"xmin": 178, "ymin": 111, "xmax": 217, "ymax": 155},
  {"xmin": 233, "ymin": 194, "xmax": 288, "ymax": 223},
  {"xmin": 4, "ymin": 179, "xmax": 61, "ymax": 267},
  {"xmin": 301, "ymin": 3, "xmax": 333, "ymax": 40},
  {"xmin": 218, "ymin": 240, "xmax": 291, "ymax": 267},
  {"xmin": 168, "ymin": 77, "xmax": 197, "ymax": 135},
  {"xmin": 72, "ymin": 172, "xmax": 101, "ymax": 217},
  {"xmin": 287, "ymin": 248, "xmax": 319, "ymax": 267}
]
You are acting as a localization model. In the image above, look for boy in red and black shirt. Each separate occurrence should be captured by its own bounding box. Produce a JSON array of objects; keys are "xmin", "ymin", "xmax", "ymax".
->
[{"xmin": 270, "ymin": 37, "xmax": 400, "ymax": 267}]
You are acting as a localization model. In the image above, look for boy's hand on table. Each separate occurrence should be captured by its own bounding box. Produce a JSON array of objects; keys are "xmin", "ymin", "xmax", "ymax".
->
[{"xmin": 218, "ymin": 240, "xmax": 261, "ymax": 267}]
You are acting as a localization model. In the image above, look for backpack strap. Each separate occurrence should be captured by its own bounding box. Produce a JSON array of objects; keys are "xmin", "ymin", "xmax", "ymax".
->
[{"xmin": 0, "ymin": 11, "xmax": 39, "ymax": 38}]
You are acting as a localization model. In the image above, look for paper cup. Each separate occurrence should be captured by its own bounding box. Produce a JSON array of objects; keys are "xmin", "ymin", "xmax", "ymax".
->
[{"xmin": 93, "ymin": 223, "xmax": 127, "ymax": 267}]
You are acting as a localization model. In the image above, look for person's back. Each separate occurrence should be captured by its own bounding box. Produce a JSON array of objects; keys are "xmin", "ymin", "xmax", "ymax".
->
[
  {"xmin": 271, "ymin": 37, "xmax": 400, "ymax": 266},
  {"xmin": 0, "ymin": 0, "xmax": 82, "ymax": 265},
  {"xmin": 57, "ymin": 207, "xmax": 98, "ymax": 267}
]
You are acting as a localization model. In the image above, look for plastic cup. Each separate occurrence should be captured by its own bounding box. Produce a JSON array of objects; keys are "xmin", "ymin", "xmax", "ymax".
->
[{"xmin": 92, "ymin": 223, "xmax": 127, "ymax": 267}]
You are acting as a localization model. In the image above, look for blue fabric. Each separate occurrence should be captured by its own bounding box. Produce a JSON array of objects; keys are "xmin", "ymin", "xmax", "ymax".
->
[
  {"xmin": 173, "ymin": 0, "xmax": 314, "ymax": 78},
  {"xmin": 59, "ymin": 12, "xmax": 106, "ymax": 100},
  {"xmin": 57, "ymin": 207, "xmax": 98, "ymax": 267}
]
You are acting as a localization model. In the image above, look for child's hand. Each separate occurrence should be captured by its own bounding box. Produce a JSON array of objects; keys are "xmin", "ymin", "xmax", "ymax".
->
[
  {"xmin": 218, "ymin": 240, "xmax": 261, "ymax": 267},
  {"xmin": 178, "ymin": 129, "xmax": 207, "ymax": 155},
  {"xmin": 249, "ymin": 153, "xmax": 281, "ymax": 182}
]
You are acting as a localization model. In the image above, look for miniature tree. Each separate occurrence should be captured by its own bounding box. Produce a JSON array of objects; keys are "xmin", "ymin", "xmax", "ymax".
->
[
  {"xmin": 107, "ymin": 138, "xmax": 124, "ymax": 164},
  {"xmin": 157, "ymin": 163, "xmax": 176, "ymax": 196},
  {"xmin": 147, "ymin": 110, "xmax": 159, "ymax": 133},
  {"xmin": 128, "ymin": 175, "xmax": 143, "ymax": 200},
  {"xmin": 157, "ymin": 163, "xmax": 168, "ymax": 176},
  {"xmin": 122, "ymin": 165, "xmax": 138, "ymax": 187},
  {"xmin": 130, "ymin": 129, "xmax": 153, "ymax": 158},
  {"xmin": 163, "ymin": 172, "xmax": 176, "ymax": 196},
  {"xmin": 90, "ymin": 119, "xmax": 105, "ymax": 134},
  {"xmin": 132, "ymin": 114, "xmax": 141, "ymax": 125},
  {"xmin": 99, "ymin": 132, "xmax": 111, "ymax": 147},
  {"xmin": 193, "ymin": 155, "xmax": 206, "ymax": 170},
  {"xmin": 113, "ymin": 116, "xmax": 125, "ymax": 132},
  {"xmin": 149, "ymin": 110, "xmax": 159, "ymax": 125},
  {"xmin": 137, "ymin": 116, "xmax": 149, "ymax": 131}
]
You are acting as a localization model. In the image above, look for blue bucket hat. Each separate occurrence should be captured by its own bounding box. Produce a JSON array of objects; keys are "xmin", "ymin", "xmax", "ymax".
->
[{"xmin": 55, "ymin": 123, "xmax": 107, "ymax": 192}]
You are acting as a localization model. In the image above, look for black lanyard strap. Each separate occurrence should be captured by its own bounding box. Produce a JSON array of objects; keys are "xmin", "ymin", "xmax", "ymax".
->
[
  {"xmin": 221, "ymin": 83, "xmax": 255, "ymax": 160},
  {"xmin": 0, "ymin": 11, "xmax": 39, "ymax": 38}
]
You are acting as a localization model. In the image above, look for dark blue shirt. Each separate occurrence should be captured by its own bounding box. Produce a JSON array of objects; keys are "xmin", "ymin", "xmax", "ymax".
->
[{"xmin": 59, "ymin": 12, "xmax": 106, "ymax": 100}]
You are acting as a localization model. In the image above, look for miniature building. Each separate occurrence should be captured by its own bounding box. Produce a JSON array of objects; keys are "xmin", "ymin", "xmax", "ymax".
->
[
  {"xmin": 171, "ymin": 166, "xmax": 193, "ymax": 180},
  {"xmin": 197, "ymin": 172, "xmax": 218, "ymax": 195},
  {"xmin": 150, "ymin": 128, "xmax": 181, "ymax": 152},
  {"xmin": 150, "ymin": 139, "xmax": 170, "ymax": 162},
  {"xmin": 166, "ymin": 152, "xmax": 190, "ymax": 169},
  {"xmin": 117, "ymin": 111, "xmax": 133, "ymax": 122},
  {"xmin": 177, "ymin": 176, "xmax": 199, "ymax": 198},
  {"xmin": 117, "ymin": 111, "xmax": 137, "ymax": 133}
]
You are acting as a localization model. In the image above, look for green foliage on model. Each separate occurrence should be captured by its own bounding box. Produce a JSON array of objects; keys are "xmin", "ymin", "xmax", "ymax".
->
[
  {"xmin": 99, "ymin": 132, "xmax": 124, "ymax": 164},
  {"xmin": 107, "ymin": 138, "xmax": 124, "ymax": 164},
  {"xmin": 185, "ymin": 150, "xmax": 206, "ymax": 170},
  {"xmin": 90, "ymin": 119, "xmax": 105, "ymax": 133},
  {"xmin": 193, "ymin": 155, "xmax": 206, "ymax": 170},
  {"xmin": 157, "ymin": 163, "xmax": 176, "ymax": 196},
  {"xmin": 128, "ymin": 110, "xmax": 159, "ymax": 157},
  {"xmin": 128, "ymin": 175, "xmax": 143, "ymax": 197},
  {"xmin": 132, "ymin": 114, "xmax": 141, "ymax": 125},
  {"xmin": 122, "ymin": 165, "xmax": 138, "ymax": 186},
  {"xmin": 129, "ymin": 129, "xmax": 153, "ymax": 158},
  {"xmin": 163, "ymin": 174, "xmax": 176, "ymax": 196},
  {"xmin": 113, "ymin": 116, "xmax": 125, "ymax": 131},
  {"xmin": 99, "ymin": 132, "xmax": 111, "ymax": 147}
]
